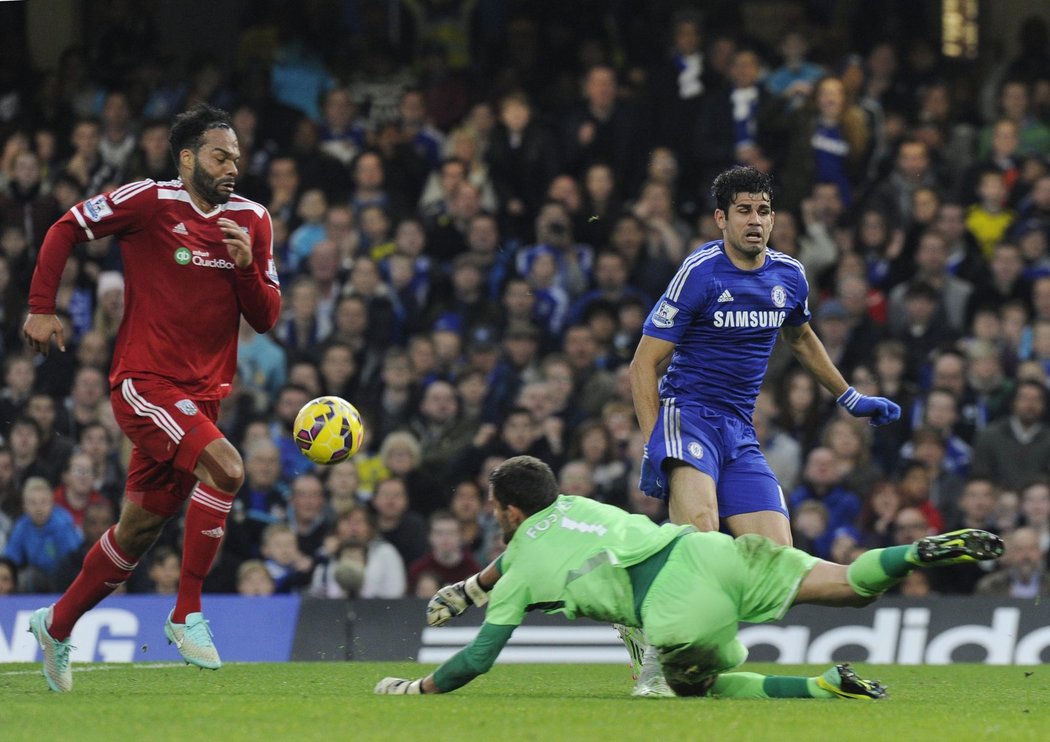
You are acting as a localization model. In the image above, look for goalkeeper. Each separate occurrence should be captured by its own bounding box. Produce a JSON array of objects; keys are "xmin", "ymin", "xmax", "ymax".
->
[{"xmin": 377, "ymin": 456, "xmax": 1002, "ymax": 698}]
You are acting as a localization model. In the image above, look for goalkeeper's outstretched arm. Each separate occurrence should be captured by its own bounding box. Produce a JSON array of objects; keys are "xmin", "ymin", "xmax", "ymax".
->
[
  {"xmin": 375, "ymin": 623, "xmax": 516, "ymax": 695},
  {"xmin": 426, "ymin": 557, "xmax": 503, "ymax": 626}
]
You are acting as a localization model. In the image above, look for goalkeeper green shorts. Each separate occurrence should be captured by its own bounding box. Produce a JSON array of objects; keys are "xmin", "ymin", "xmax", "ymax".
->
[{"xmin": 640, "ymin": 531, "xmax": 818, "ymax": 679}]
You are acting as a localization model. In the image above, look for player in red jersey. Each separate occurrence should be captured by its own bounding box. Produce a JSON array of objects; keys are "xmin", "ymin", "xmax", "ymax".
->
[{"xmin": 23, "ymin": 104, "xmax": 281, "ymax": 692}]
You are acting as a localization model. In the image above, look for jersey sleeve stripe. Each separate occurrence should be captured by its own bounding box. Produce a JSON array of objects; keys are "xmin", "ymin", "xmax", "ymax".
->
[
  {"xmin": 768, "ymin": 252, "xmax": 810, "ymax": 292},
  {"xmin": 667, "ymin": 245, "xmax": 721, "ymax": 301},
  {"xmin": 69, "ymin": 206, "xmax": 96, "ymax": 241},
  {"xmin": 768, "ymin": 251, "xmax": 807, "ymax": 275},
  {"xmin": 110, "ymin": 178, "xmax": 153, "ymax": 198},
  {"xmin": 224, "ymin": 198, "xmax": 265, "ymax": 218},
  {"xmin": 261, "ymin": 210, "xmax": 280, "ymax": 289},
  {"xmin": 110, "ymin": 180, "xmax": 154, "ymax": 204}
]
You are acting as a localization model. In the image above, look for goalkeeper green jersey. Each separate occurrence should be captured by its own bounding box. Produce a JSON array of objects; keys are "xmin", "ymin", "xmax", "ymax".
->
[
  {"xmin": 432, "ymin": 496, "xmax": 692, "ymax": 691},
  {"xmin": 485, "ymin": 495, "xmax": 692, "ymax": 627}
]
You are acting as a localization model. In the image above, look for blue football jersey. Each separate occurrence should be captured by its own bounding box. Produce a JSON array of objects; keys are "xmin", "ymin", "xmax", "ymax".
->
[{"xmin": 642, "ymin": 240, "xmax": 811, "ymax": 421}]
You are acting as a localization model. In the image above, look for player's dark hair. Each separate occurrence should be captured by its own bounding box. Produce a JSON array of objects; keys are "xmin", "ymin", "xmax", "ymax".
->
[
  {"xmin": 169, "ymin": 104, "xmax": 234, "ymax": 160},
  {"xmin": 711, "ymin": 166, "xmax": 774, "ymax": 213},
  {"xmin": 489, "ymin": 455, "xmax": 558, "ymax": 515}
]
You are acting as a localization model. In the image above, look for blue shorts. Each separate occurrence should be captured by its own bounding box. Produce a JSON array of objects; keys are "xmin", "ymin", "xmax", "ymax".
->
[{"xmin": 640, "ymin": 399, "xmax": 787, "ymax": 518}]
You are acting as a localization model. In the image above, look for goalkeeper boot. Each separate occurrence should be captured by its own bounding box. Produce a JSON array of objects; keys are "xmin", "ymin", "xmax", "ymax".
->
[
  {"xmin": 165, "ymin": 610, "xmax": 222, "ymax": 670},
  {"xmin": 816, "ymin": 663, "xmax": 887, "ymax": 700},
  {"xmin": 632, "ymin": 645, "xmax": 675, "ymax": 698},
  {"xmin": 614, "ymin": 624, "xmax": 647, "ymax": 680},
  {"xmin": 915, "ymin": 529, "xmax": 1004, "ymax": 566},
  {"xmin": 28, "ymin": 605, "xmax": 74, "ymax": 693}
]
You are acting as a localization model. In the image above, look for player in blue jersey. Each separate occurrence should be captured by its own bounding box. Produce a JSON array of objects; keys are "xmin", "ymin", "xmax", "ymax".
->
[
  {"xmin": 630, "ymin": 165, "xmax": 899, "ymax": 544},
  {"xmin": 621, "ymin": 166, "xmax": 899, "ymax": 695}
]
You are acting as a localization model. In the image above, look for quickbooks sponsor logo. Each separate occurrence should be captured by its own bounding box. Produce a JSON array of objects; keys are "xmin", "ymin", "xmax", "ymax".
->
[
  {"xmin": 192, "ymin": 255, "xmax": 236, "ymax": 270},
  {"xmin": 175, "ymin": 246, "xmax": 235, "ymax": 270}
]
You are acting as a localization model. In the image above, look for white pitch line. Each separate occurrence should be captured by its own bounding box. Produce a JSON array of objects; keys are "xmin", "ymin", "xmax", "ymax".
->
[{"xmin": 0, "ymin": 662, "xmax": 221, "ymax": 678}]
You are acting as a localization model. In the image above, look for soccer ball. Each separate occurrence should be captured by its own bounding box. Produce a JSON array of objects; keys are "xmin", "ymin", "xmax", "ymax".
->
[{"xmin": 293, "ymin": 396, "xmax": 365, "ymax": 465}]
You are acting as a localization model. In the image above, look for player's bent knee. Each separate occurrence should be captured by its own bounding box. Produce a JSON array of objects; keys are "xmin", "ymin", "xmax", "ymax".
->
[
  {"xmin": 198, "ymin": 440, "xmax": 245, "ymax": 492},
  {"xmin": 211, "ymin": 459, "xmax": 244, "ymax": 493}
]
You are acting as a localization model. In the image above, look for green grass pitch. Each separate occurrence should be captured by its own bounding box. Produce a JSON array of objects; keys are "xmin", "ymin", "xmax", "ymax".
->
[{"xmin": 2, "ymin": 662, "xmax": 1047, "ymax": 741}]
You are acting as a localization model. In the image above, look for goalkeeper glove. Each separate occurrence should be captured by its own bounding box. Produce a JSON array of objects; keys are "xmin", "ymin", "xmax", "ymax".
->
[
  {"xmin": 836, "ymin": 386, "xmax": 901, "ymax": 426},
  {"xmin": 426, "ymin": 573, "xmax": 491, "ymax": 627},
  {"xmin": 374, "ymin": 677, "xmax": 425, "ymax": 695}
]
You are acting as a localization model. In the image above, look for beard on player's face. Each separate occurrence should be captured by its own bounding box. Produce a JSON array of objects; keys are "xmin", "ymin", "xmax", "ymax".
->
[
  {"xmin": 730, "ymin": 236, "xmax": 765, "ymax": 256},
  {"xmin": 191, "ymin": 157, "xmax": 235, "ymax": 206},
  {"xmin": 724, "ymin": 217, "xmax": 771, "ymax": 257},
  {"xmin": 495, "ymin": 502, "xmax": 518, "ymax": 542}
]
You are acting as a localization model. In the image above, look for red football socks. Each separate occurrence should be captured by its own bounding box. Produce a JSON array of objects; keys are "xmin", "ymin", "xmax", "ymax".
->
[
  {"xmin": 49, "ymin": 526, "xmax": 137, "ymax": 641},
  {"xmin": 173, "ymin": 483, "xmax": 234, "ymax": 622}
]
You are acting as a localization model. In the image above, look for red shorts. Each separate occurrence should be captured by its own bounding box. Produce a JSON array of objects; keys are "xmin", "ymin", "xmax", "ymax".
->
[{"xmin": 111, "ymin": 377, "xmax": 224, "ymax": 517}]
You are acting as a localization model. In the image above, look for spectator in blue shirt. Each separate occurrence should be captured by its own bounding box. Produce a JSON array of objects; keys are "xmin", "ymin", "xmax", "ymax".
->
[
  {"xmin": 3, "ymin": 477, "xmax": 82, "ymax": 590},
  {"xmin": 766, "ymin": 30, "xmax": 826, "ymax": 110},
  {"xmin": 789, "ymin": 447, "xmax": 862, "ymax": 559}
]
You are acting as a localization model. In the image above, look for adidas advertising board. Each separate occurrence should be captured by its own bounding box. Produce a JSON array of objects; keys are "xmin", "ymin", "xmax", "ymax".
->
[
  {"xmin": 3, "ymin": 597, "xmax": 1048, "ymax": 664},
  {"xmin": 352, "ymin": 598, "xmax": 1050, "ymax": 665}
]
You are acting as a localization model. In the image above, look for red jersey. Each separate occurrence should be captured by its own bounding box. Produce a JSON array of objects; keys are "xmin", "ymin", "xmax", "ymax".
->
[{"xmin": 29, "ymin": 179, "xmax": 281, "ymax": 399}]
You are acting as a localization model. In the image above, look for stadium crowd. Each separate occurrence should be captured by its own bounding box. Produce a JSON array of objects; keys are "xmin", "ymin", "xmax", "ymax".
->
[{"xmin": 2, "ymin": 2, "xmax": 1050, "ymax": 601}]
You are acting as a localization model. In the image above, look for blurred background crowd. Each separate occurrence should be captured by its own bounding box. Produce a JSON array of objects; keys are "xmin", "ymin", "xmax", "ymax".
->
[{"xmin": 1, "ymin": 0, "xmax": 1050, "ymax": 602}]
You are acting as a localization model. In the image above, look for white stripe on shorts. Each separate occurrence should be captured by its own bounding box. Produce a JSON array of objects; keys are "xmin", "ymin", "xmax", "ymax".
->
[
  {"xmin": 663, "ymin": 398, "xmax": 682, "ymax": 460},
  {"xmin": 121, "ymin": 378, "xmax": 184, "ymax": 443}
]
